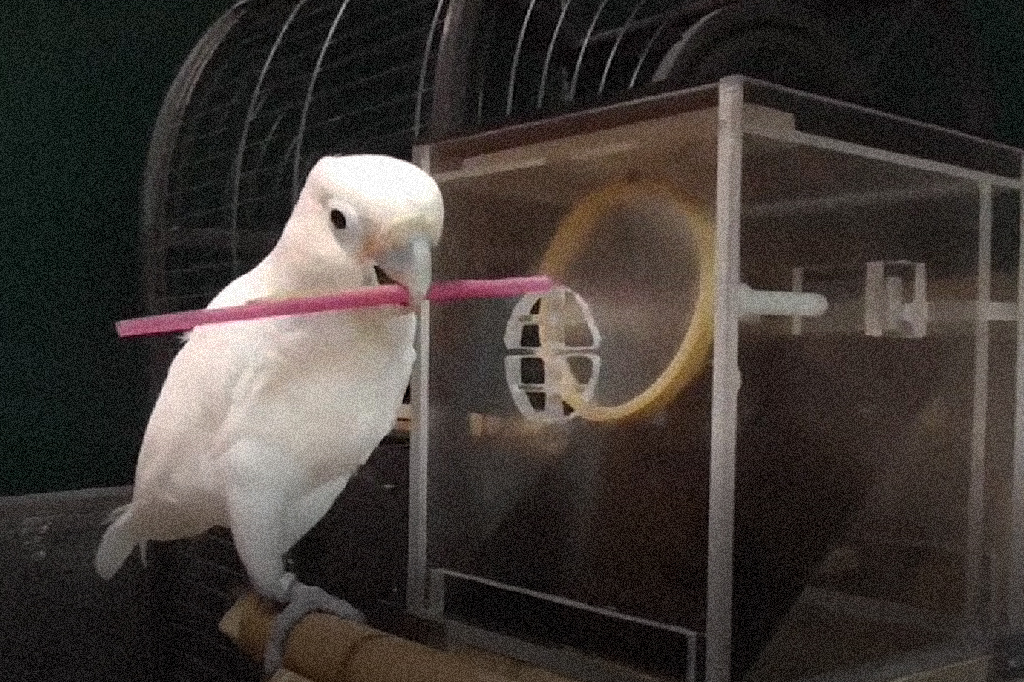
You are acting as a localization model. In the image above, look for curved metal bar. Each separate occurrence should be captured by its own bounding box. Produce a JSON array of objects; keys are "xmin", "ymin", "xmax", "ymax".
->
[
  {"xmin": 473, "ymin": 22, "xmax": 488, "ymax": 125},
  {"xmin": 651, "ymin": 5, "xmax": 729, "ymax": 82},
  {"xmin": 428, "ymin": 0, "xmax": 484, "ymax": 135},
  {"xmin": 536, "ymin": 0, "xmax": 574, "ymax": 109},
  {"xmin": 567, "ymin": 0, "xmax": 611, "ymax": 102},
  {"xmin": 474, "ymin": 18, "xmax": 489, "ymax": 125},
  {"xmin": 597, "ymin": 0, "xmax": 651, "ymax": 95},
  {"xmin": 505, "ymin": 0, "xmax": 539, "ymax": 116},
  {"xmin": 146, "ymin": 2, "xmax": 247, "ymax": 311},
  {"xmin": 627, "ymin": 5, "xmax": 674, "ymax": 90},
  {"xmin": 291, "ymin": 0, "xmax": 353, "ymax": 200},
  {"xmin": 413, "ymin": 0, "xmax": 450, "ymax": 139},
  {"xmin": 229, "ymin": 0, "xmax": 308, "ymax": 275}
]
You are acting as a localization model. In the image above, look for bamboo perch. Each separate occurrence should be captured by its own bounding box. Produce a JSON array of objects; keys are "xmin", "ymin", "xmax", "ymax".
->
[{"xmin": 220, "ymin": 592, "xmax": 577, "ymax": 682}]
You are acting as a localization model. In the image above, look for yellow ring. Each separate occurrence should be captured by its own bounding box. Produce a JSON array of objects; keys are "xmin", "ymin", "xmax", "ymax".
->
[{"xmin": 539, "ymin": 181, "xmax": 715, "ymax": 422}]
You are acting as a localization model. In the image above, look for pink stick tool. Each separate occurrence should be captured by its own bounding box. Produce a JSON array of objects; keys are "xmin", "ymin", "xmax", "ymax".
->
[{"xmin": 116, "ymin": 275, "xmax": 554, "ymax": 338}]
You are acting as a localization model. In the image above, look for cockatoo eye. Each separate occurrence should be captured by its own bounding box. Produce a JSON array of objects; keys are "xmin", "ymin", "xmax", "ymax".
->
[{"xmin": 330, "ymin": 209, "xmax": 347, "ymax": 230}]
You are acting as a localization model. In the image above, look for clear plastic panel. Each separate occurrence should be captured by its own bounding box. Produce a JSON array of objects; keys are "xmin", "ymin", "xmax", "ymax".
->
[
  {"xmin": 734, "ymin": 132, "xmax": 987, "ymax": 681},
  {"xmin": 418, "ymin": 78, "xmax": 1024, "ymax": 682},
  {"xmin": 990, "ymin": 186, "xmax": 1022, "ymax": 641},
  {"xmin": 424, "ymin": 111, "xmax": 720, "ymax": 678}
]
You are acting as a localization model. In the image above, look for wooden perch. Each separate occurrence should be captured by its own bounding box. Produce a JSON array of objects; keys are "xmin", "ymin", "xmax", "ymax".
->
[{"xmin": 220, "ymin": 592, "xmax": 576, "ymax": 682}]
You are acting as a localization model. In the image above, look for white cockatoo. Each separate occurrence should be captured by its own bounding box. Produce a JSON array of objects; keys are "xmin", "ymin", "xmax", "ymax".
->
[{"xmin": 96, "ymin": 154, "xmax": 442, "ymax": 673}]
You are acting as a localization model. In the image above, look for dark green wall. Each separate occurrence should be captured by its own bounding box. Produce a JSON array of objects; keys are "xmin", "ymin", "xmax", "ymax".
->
[
  {"xmin": 0, "ymin": 2, "xmax": 1021, "ymax": 496},
  {"xmin": 973, "ymin": 0, "xmax": 1024, "ymax": 146},
  {"xmin": 0, "ymin": 2, "xmax": 233, "ymax": 495}
]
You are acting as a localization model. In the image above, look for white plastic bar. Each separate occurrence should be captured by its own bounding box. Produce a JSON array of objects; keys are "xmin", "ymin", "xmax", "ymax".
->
[
  {"xmin": 738, "ymin": 283, "xmax": 828, "ymax": 318},
  {"xmin": 989, "ymin": 302, "xmax": 1018, "ymax": 322},
  {"xmin": 436, "ymin": 154, "xmax": 547, "ymax": 182},
  {"xmin": 407, "ymin": 143, "xmax": 432, "ymax": 615},
  {"xmin": 406, "ymin": 298, "xmax": 431, "ymax": 616},
  {"xmin": 745, "ymin": 121, "xmax": 1022, "ymax": 189},
  {"xmin": 706, "ymin": 75, "xmax": 745, "ymax": 682},
  {"xmin": 744, "ymin": 184, "xmax": 978, "ymax": 218},
  {"xmin": 1010, "ymin": 158, "xmax": 1024, "ymax": 630},
  {"xmin": 433, "ymin": 568, "xmax": 699, "ymax": 635},
  {"xmin": 864, "ymin": 261, "xmax": 886, "ymax": 336},
  {"xmin": 791, "ymin": 267, "xmax": 805, "ymax": 335},
  {"xmin": 909, "ymin": 262, "xmax": 928, "ymax": 337},
  {"xmin": 966, "ymin": 182, "xmax": 992, "ymax": 625},
  {"xmin": 925, "ymin": 300, "xmax": 1018, "ymax": 324}
]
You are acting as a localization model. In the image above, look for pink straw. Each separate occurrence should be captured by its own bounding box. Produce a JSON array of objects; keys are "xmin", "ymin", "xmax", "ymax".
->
[{"xmin": 116, "ymin": 275, "xmax": 554, "ymax": 338}]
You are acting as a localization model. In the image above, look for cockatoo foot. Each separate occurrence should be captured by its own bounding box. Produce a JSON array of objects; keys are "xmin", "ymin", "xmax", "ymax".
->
[{"xmin": 263, "ymin": 577, "xmax": 365, "ymax": 678}]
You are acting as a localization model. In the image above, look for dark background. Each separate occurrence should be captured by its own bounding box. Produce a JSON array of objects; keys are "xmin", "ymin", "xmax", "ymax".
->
[
  {"xmin": 0, "ymin": 2, "xmax": 233, "ymax": 494},
  {"xmin": 1, "ymin": 1, "xmax": 1022, "ymax": 496}
]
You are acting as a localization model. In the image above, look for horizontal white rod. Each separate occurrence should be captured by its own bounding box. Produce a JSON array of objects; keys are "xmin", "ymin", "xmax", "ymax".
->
[{"xmin": 739, "ymin": 283, "xmax": 829, "ymax": 318}]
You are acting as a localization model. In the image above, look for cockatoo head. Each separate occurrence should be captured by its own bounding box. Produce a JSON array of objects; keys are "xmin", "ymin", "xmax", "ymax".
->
[{"xmin": 291, "ymin": 154, "xmax": 444, "ymax": 303}]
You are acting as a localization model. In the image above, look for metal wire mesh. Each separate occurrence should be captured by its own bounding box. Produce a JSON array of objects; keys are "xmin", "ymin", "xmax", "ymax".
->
[
  {"xmin": 144, "ymin": 0, "xmax": 448, "ymax": 317},
  {"xmin": 150, "ymin": 528, "xmax": 260, "ymax": 682},
  {"xmin": 458, "ymin": 0, "xmax": 725, "ymax": 131},
  {"xmin": 142, "ymin": 0, "xmax": 730, "ymax": 319}
]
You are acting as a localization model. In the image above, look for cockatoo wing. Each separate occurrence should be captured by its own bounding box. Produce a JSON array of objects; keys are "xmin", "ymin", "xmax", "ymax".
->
[
  {"xmin": 94, "ymin": 322, "xmax": 255, "ymax": 579},
  {"xmin": 219, "ymin": 306, "xmax": 416, "ymax": 598}
]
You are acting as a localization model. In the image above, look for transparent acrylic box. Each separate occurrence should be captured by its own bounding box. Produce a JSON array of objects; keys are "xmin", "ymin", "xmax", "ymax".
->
[{"xmin": 407, "ymin": 77, "xmax": 1024, "ymax": 682}]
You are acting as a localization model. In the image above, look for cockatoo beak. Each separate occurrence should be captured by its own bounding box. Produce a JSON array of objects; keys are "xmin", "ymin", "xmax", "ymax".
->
[{"xmin": 377, "ymin": 232, "xmax": 433, "ymax": 306}]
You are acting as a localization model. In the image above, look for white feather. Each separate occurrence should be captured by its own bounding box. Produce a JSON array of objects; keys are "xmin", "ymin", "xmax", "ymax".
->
[{"xmin": 96, "ymin": 155, "xmax": 442, "ymax": 599}]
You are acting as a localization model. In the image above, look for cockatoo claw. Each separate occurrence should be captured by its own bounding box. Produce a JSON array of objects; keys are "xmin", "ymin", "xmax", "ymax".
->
[{"xmin": 263, "ymin": 579, "xmax": 365, "ymax": 678}]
